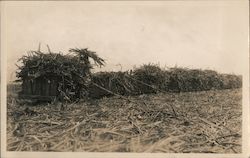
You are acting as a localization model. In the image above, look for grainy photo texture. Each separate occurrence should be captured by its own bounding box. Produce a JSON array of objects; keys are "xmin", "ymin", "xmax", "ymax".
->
[{"xmin": 1, "ymin": 0, "xmax": 249, "ymax": 156}]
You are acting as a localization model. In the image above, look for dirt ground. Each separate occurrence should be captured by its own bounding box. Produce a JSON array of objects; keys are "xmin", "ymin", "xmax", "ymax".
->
[{"xmin": 7, "ymin": 88, "xmax": 242, "ymax": 153}]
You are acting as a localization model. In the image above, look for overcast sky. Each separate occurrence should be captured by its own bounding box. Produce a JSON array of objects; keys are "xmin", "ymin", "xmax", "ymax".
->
[{"xmin": 2, "ymin": 1, "xmax": 248, "ymax": 82}]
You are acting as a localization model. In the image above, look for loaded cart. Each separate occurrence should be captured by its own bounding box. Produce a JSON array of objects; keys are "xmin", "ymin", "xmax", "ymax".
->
[
  {"xmin": 18, "ymin": 75, "xmax": 60, "ymax": 101},
  {"xmin": 16, "ymin": 47, "xmax": 105, "ymax": 102}
]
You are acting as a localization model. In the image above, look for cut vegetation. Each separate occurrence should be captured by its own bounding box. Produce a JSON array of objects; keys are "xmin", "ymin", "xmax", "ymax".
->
[
  {"xmin": 7, "ymin": 88, "xmax": 242, "ymax": 153},
  {"xmin": 15, "ymin": 49, "xmax": 242, "ymax": 100},
  {"xmin": 7, "ymin": 47, "xmax": 242, "ymax": 153}
]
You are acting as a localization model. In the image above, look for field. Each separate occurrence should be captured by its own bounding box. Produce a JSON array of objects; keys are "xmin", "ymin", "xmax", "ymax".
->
[{"xmin": 7, "ymin": 87, "xmax": 242, "ymax": 153}]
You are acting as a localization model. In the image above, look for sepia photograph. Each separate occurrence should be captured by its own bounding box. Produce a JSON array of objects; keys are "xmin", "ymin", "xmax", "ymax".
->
[{"xmin": 1, "ymin": 1, "xmax": 249, "ymax": 158}]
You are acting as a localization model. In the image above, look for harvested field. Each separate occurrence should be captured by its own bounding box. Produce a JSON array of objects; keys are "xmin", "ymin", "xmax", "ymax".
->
[{"xmin": 7, "ymin": 88, "xmax": 242, "ymax": 153}]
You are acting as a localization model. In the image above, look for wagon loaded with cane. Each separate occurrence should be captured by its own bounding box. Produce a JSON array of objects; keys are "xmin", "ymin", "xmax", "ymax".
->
[
  {"xmin": 16, "ymin": 45, "xmax": 242, "ymax": 103},
  {"xmin": 16, "ymin": 47, "xmax": 105, "ymax": 102}
]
